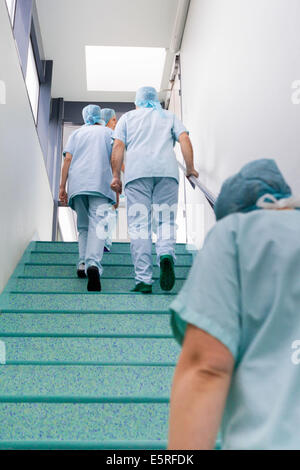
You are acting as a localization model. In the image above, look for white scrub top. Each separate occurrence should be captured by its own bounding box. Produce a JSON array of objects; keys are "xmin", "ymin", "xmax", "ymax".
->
[
  {"xmin": 113, "ymin": 108, "xmax": 188, "ymax": 187},
  {"xmin": 63, "ymin": 125, "xmax": 116, "ymax": 208},
  {"xmin": 171, "ymin": 210, "xmax": 300, "ymax": 450}
]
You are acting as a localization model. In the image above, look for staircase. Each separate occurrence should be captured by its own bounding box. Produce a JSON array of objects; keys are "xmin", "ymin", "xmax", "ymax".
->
[{"xmin": 0, "ymin": 241, "xmax": 193, "ymax": 449}]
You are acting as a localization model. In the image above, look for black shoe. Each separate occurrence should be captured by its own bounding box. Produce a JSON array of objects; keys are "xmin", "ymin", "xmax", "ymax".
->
[
  {"xmin": 77, "ymin": 263, "xmax": 87, "ymax": 279},
  {"xmin": 131, "ymin": 282, "xmax": 152, "ymax": 294},
  {"xmin": 160, "ymin": 255, "xmax": 175, "ymax": 291},
  {"xmin": 87, "ymin": 266, "xmax": 101, "ymax": 292}
]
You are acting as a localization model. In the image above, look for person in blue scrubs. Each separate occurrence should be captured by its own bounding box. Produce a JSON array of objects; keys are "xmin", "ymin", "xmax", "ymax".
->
[
  {"xmin": 110, "ymin": 86, "xmax": 198, "ymax": 294},
  {"xmin": 59, "ymin": 104, "xmax": 116, "ymax": 292},
  {"xmin": 100, "ymin": 107, "xmax": 119, "ymax": 252},
  {"xmin": 168, "ymin": 159, "xmax": 300, "ymax": 450},
  {"xmin": 101, "ymin": 108, "xmax": 117, "ymax": 130}
]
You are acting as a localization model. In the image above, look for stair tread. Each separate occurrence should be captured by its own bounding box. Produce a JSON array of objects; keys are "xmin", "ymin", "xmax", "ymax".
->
[
  {"xmin": 22, "ymin": 265, "xmax": 190, "ymax": 279},
  {"xmin": 0, "ymin": 293, "xmax": 174, "ymax": 312},
  {"xmin": 0, "ymin": 403, "xmax": 169, "ymax": 446},
  {"xmin": 8, "ymin": 278, "xmax": 184, "ymax": 294},
  {"xmin": 0, "ymin": 365, "xmax": 174, "ymax": 400},
  {"xmin": 35, "ymin": 241, "xmax": 190, "ymax": 255},
  {"xmin": 0, "ymin": 313, "xmax": 172, "ymax": 336},
  {"xmin": 0, "ymin": 337, "xmax": 180, "ymax": 364},
  {"xmin": 28, "ymin": 252, "xmax": 193, "ymax": 266}
]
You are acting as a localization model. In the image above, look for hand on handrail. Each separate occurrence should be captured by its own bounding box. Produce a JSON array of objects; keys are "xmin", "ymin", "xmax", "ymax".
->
[
  {"xmin": 186, "ymin": 167, "xmax": 199, "ymax": 179},
  {"xmin": 177, "ymin": 160, "xmax": 217, "ymax": 209}
]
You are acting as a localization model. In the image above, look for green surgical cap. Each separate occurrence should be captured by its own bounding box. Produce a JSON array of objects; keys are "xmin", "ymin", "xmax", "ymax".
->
[{"xmin": 214, "ymin": 159, "xmax": 292, "ymax": 221}]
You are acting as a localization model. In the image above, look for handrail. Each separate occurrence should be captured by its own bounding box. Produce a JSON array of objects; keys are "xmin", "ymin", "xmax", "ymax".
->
[{"xmin": 177, "ymin": 161, "xmax": 217, "ymax": 209}]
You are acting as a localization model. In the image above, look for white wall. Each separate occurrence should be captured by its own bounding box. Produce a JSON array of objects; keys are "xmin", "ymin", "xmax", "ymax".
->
[
  {"xmin": 0, "ymin": 0, "xmax": 53, "ymax": 292},
  {"xmin": 181, "ymin": 0, "xmax": 300, "ymax": 246}
]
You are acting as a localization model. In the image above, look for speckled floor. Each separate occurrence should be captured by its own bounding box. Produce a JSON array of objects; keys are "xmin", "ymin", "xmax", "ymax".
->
[{"xmin": 0, "ymin": 242, "xmax": 192, "ymax": 449}]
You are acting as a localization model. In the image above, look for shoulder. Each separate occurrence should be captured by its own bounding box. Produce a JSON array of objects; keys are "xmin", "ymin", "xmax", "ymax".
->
[
  {"xmin": 205, "ymin": 213, "xmax": 241, "ymax": 245},
  {"xmin": 103, "ymin": 126, "xmax": 113, "ymax": 135},
  {"xmin": 69, "ymin": 126, "xmax": 84, "ymax": 139},
  {"xmin": 163, "ymin": 109, "xmax": 175, "ymax": 118},
  {"xmin": 120, "ymin": 110, "xmax": 137, "ymax": 121}
]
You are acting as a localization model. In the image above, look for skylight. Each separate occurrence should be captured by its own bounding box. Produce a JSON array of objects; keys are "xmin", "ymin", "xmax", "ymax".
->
[{"xmin": 85, "ymin": 46, "xmax": 166, "ymax": 92}]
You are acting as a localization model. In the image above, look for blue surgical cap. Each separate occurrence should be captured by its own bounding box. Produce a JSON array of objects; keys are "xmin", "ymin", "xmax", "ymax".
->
[
  {"xmin": 135, "ymin": 86, "xmax": 163, "ymax": 112},
  {"xmin": 82, "ymin": 104, "xmax": 103, "ymax": 126},
  {"xmin": 101, "ymin": 108, "xmax": 116, "ymax": 125},
  {"xmin": 214, "ymin": 159, "xmax": 292, "ymax": 221}
]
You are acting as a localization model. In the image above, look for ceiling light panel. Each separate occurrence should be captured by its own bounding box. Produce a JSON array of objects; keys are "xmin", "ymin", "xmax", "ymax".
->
[{"xmin": 86, "ymin": 46, "xmax": 166, "ymax": 92}]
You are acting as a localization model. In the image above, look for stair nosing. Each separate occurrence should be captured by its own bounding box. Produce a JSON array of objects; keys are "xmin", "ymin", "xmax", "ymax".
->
[{"xmin": 0, "ymin": 396, "xmax": 170, "ymax": 404}]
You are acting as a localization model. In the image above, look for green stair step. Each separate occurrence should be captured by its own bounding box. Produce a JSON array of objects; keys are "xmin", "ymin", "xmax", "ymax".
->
[
  {"xmin": 0, "ymin": 293, "xmax": 173, "ymax": 313},
  {"xmin": 29, "ymin": 252, "xmax": 193, "ymax": 266},
  {"xmin": 21, "ymin": 264, "xmax": 190, "ymax": 279},
  {"xmin": 0, "ymin": 337, "xmax": 180, "ymax": 365},
  {"xmin": 35, "ymin": 241, "xmax": 191, "ymax": 255},
  {"xmin": 0, "ymin": 403, "xmax": 169, "ymax": 449},
  {"xmin": 0, "ymin": 240, "xmax": 185, "ymax": 450},
  {"xmin": 0, "ymin": 313, "xmax": 172, "ymax": 337},
  {"xmin": 0, "ymin": 365, "xmax": 174, "ymax": 402},
  {"xmin": 8, "ymin": 278, "xmax": 185, "ymax": 294}
]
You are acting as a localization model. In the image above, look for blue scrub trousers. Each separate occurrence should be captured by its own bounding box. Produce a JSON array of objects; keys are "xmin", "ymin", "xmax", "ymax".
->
[
  {"xmin": 73, "ymin": 194, "xmax": 111, "ymax": 275},
  {"xmin": 125, "ymin": 177, "xmax": 179, "ymax": 284}
]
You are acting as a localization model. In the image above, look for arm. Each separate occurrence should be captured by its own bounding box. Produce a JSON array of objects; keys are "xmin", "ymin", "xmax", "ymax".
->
[
  {"xmin": 178, "ymin": 132, "xmax": 199, "ymax": 178},
  {"xmin": 111, "ymin": 139, "xmax": 125, "ymax": 194},
  {"xmin": 59, "ymin": 152, "xmax": 73, "ymax": 205},
  {"xmin": 168, "ymin": 324, "xmax": 234, "ymax": 450}
]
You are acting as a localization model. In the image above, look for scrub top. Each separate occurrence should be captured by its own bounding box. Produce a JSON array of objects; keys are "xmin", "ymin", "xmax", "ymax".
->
[
  {"xmin": 170, "ymin": 209, "xmax": 300, "ymax": 450},
  {"xmin": 113, "ymin": 108, "xmax": 188, "ymax": 187},
  {"xmin": 63, "ymin": 125, "xmax": 116, "ymax": 209}
]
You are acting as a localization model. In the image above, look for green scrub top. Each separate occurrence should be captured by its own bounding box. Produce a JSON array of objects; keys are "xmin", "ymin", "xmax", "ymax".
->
[{"xmin": 171, "ymin": 209, "xmax": 300, "ymax": 450}]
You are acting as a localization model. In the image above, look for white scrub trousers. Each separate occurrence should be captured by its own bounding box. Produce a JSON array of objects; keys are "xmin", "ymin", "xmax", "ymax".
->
[
  {"xmin": 125, "ymin": 177, "xmax": 179, "ymax": 284},
  {"xmin": 73, "ymin": 194, "xmax": 111, "ymax": 275}
]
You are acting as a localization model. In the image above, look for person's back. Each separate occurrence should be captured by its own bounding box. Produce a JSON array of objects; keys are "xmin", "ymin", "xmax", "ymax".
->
[
  {"xmin": 117, "ymin": 107, "xmax": 181, "ymax": 186},
  {"xmin": 111, "ymin": 86, "xmax": 197, "ymax": 294},
  {"xmin": 219, "ymin": 209, "xmax": 300, "ymax": 449},
  {"xmin": 67, "ymin": 124, "xmax": 114, "ymax": 207},
  {"xmin": 168, "ymin": 159, "xmax": 300, "ymax": 450},
  {"xmin": 60, "ymin": 104, "xmax": 115, "ymax": 291}
]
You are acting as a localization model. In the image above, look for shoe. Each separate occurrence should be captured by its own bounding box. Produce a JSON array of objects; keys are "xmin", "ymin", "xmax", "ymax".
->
[
  {"xmin": 131, "ymin": 282, "xmax": 152, "ymax": 294},
  {"xmin": 77, "ymin": 263, "xmax": 86, "ymax": 279},
  {"xmin": 160, "ymin": 255, "xmax": 175, "ymax": 291},
  {"xmin": 104, "ymin": 246, "xmax": 111, "ymax": 253},
  {"xmin": 87, "ymin": 266, "xmax": 101, "ymax": 292}
]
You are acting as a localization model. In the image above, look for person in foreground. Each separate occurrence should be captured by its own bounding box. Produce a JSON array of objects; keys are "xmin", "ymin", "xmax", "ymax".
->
[
  {"xmin": 59, "ymin": 104, "xmax": 116, "ymax": 292},
  {"xmin": 111, "ymin": 86, "xmax": 198, "ymax": 294},
  {"xmin": 168, "ymin": 158, "xmax": 300, "ymax": 450}
]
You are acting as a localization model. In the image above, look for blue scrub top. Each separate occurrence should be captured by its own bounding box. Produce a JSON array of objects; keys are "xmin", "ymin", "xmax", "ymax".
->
[
  {"xmin": 113, "ymin": 108, "xmax": 188, "ymax": 187},
  {"xmin": 63, "ymin": 125, "xmax": 116, "ymax": 208},
  {"xmin": 171, "ymin": 209, "xmax": 300, "ymax": 450}
]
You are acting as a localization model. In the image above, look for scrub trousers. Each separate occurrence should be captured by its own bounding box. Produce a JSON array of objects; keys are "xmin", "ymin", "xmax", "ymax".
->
[
  {"xmin": 125, "ymin": 177, "xmax": 179, "ymax": 285},
  {"xmin": 73, "ymin": 194, "xmax": 112, "ymax": 276}
]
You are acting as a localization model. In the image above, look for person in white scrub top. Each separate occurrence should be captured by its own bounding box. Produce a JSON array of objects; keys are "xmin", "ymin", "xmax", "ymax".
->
[
  {"xmin": 60, "ymin": 104, "xmax": 116, "ymax": 292},
  {"xmin": 100, "ymin": 108, "xmax": 119, "ymax": 252},
  {"xmin": 168, "ymin": 159, "xmax": 300, "ymax": 450},
  {"xmin": 111, "ymin": 86, "xmax": 198, "ymax": 294},
  {"xmin": 101, "ymin": 108, "xmax": 117, "ymax": 131}
]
